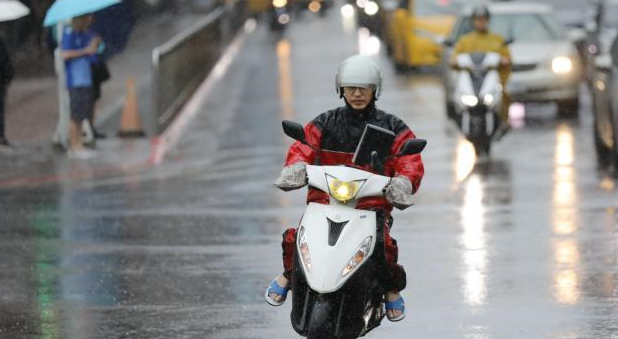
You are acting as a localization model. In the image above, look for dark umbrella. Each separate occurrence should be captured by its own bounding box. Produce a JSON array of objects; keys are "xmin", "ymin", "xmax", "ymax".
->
[{"xmin": 92, "ymin": 2, "xmax": 135, "ymax": 60}]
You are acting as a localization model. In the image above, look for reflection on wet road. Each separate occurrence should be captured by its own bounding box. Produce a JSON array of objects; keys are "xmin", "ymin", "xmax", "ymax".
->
[{"xmin": 1, "ymin": 5, "xmax": 618, "ymax": 339}]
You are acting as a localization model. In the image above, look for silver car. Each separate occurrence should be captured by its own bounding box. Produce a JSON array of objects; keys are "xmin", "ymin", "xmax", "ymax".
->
[{"xmin": 442, "ymin": 2, "xmax": 583, "ymax": 118}]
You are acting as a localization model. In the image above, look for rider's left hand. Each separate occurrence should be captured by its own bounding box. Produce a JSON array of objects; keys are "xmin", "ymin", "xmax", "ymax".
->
[{"xmin": 384, "ymin": 176, "xmax": 415, "ymax": 210}]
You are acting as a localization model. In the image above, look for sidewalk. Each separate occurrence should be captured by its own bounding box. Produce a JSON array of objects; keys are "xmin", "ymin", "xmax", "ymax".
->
[
  {"xmin": 0, "ymin": 17, "xmax": 259, "ymax": 189},
  {"xmin": 0, "ymin": 2, "xmax": 256, "ymax": 189},
  {"xmin": 4, "ymin": 3, "xmax": 216, "ymax": 144}
]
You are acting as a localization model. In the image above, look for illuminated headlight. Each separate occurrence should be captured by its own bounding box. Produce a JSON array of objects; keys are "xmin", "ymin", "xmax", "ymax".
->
[
  {"xmin": 308, "ymin": 1, "xmax": 321, "ymax": 12},
  {"xmin": 298, "ymin": 227, "xmax": 312, "ymax": 273},
  {"xmin": 342, "ymin": 236, "xmax": 373, "ymax": 277},
  {"xmin": 483, "ymin": 94, "xmax": 495, "ymax": 106},
  {"xmin": 552, "ymin": 56, "xmax": 572, "ymax": 74},
  {"xmin": 341, "ymin": 4, "xmax": 355, "ymax": 18},
  {"xmin": 273, "ymin": 0, "xmax": 287, "ymax": 8},
  {"xmin": 356, "ymin": 0, "xmax": 368, "ymax": 8},
  {"xmin": 278, "ymin": 13, "xmax": 290, "ymax": 24},
  {"xmin": 460, "ymin": 94, "xmax": 479, "ymax": 107},
  {"xmin": 327, "ymin": 175, "xmax": 364, "ymax": 203},
  {"xmin": 364, "ymin": 1, "xmax": 379, "ymax": 15}
]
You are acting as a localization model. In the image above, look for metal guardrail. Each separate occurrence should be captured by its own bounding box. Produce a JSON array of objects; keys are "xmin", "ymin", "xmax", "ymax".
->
[{"xmin": 151, "ymin": 0, "xmax": 247, "ymax": 135}]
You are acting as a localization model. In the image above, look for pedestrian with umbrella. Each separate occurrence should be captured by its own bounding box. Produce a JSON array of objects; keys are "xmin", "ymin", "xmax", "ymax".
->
[
  {"xmin": 0, "ymin": 0, "xmax": 30, "ymax": 148},
  {"xmin": 60, "ymin": 13, "xmax": 101, "ymax": 159},
  {"xmin": 43, "ymin": 0, "xmax": 119, "ymax": 157}
]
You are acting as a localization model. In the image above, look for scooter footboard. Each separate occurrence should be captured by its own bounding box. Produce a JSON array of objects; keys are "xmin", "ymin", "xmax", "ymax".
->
[{"xmin": 291, "ymin": 253, "xmax": 385, "ymax": 339}]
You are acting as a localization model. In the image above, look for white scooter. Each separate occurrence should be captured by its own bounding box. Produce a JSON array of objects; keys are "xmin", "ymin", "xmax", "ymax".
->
[
  {"xmin": 451, "ymin": 52, "xmax": 504, "ymax": 156},
  {"xmin": 281, "ymin": 121, "xmax": 426, "ymax": 339}
]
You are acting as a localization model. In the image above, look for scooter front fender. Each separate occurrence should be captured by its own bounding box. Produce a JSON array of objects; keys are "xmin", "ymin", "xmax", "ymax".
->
[{"xmin": 297, "ymin": 203, "xmax": 377, "ymax": 294}]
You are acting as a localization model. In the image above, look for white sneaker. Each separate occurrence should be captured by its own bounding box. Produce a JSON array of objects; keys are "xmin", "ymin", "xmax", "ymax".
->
[{"xmin": 67, "ymin": 149, "xmax": 97, "ymax": 160}]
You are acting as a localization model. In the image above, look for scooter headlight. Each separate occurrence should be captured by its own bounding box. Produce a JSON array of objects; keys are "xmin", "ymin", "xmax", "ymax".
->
[
  {"xmin": 327, "ymin": 175, "xmax": 365, "ymax": 204},
  {"xmin": 298, "ymin": 227, "xmax": 312, "ymax": 273},
  {"xmin": 552, "ymin": 56, "xmax": 572, "ymax": 74},
  {"xmin": 483, "ymin": 93, "xmax": 495, "ymax": 106},
  {"xmin": 342, "ymin": 236, "xmax": 373, "ymax": 277},
  {"xmin": 460, "ymin": 94, "xmax": 479, "ymax": 107}
]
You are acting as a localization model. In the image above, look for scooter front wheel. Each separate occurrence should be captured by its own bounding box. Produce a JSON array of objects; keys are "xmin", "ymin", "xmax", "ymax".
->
[
  {"xmin": 307, "ymin": 299, "xmax": 336, "ymax": 339},
  {"xmin": 472, "ymin": 138, "xmax": 491, "ymax": 157}
]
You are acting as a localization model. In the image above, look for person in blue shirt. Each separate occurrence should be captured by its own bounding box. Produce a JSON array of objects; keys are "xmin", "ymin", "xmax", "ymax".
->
[{"xmin": 61, "ymin": 13, "xmax": 101, "ymax": 159}]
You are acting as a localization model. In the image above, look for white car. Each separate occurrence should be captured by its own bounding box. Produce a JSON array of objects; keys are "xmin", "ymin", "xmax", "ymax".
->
[{"xmin": 442, "ymin": 2, "xmax": 583, "ymax": 118}]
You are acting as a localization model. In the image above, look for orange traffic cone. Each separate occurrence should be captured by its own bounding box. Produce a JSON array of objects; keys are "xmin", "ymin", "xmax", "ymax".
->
[{"xmin": 118, "ymin": 77, "xmax": 145, "ymax": 138}]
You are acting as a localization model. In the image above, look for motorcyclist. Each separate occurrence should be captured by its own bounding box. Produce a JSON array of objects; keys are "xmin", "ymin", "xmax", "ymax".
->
[
  {"xmin": 450, "ymin": 4, "xmax": 512, "ymax": 136},
  {"xmin": 264, "ymin": 55, "xmax": 424, "ymax": 322}
]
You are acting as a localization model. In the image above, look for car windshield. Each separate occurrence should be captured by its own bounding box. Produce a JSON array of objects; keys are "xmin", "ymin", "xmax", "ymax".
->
[
  {"xmin": 414, "ymin": 0, "xmax": 480, "ymax": 17},
  {"xmin": 454, "ymin": 13, "xmax": 561, "ymax": 42},
  {"xmin": 528, "ymin": 0, "xmax": 596, "ymax": 26},
  {"xmin": 535, "ymin": 0, "xmax": 591, "ymax": 10}
]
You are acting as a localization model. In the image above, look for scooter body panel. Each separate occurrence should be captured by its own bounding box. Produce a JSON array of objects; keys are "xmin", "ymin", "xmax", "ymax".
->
[
  {"xmin": 452, "ymin": 52, "xmax": 503, "ymax": 143},
  {"xmin": 298, "ymin": 203, "xmax": 377, "ymax": 294},
  {"xmin": 288, "ymin": 164, "xmax": 402, "ymax": 338}
]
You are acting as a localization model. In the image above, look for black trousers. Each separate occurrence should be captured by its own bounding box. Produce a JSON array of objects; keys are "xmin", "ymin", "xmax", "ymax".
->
[{"xmin": 0, "ymin": 88, "xmax": 5, "ymax": 139}]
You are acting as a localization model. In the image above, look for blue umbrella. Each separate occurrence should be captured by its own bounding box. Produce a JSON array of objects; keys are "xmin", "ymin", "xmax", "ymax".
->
[{"xmin": 43, "ymin": 0, "xmax": 121, "ymax": 27}]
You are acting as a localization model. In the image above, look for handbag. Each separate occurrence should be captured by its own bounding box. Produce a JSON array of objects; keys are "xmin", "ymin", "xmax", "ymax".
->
[{"xmin": 91, "ymin": 61, "xmax": 111, "ymax": 84}]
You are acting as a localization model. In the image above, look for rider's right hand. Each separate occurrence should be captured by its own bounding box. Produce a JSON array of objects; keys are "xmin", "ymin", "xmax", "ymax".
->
[{"xmin": 274, "ymin": 162, "xmax": 308, "ymax": 191}]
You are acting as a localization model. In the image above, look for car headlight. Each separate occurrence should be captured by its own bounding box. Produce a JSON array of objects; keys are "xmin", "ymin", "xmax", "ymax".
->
[
  {"xmin": 341, "ymin": 4, "xmax": 355, "ymax": 18},
  {"xmin": 552, "ymin": 56, "xmax": 572, "ymax": 74},
  {"xmin": 273, "ymin": 0, "xmax": 287, "ymax": 8},
  {"xmin": 483, "ymin": 93, "xmax": 495, "ymax": 106},
  {"xmin": 277, "ymin": 13, "xmax": 290, "ymax": 24},
  {"xmin": 460, "ymin": 94, "xmax": 479, "ymax": 107},
  {"xmin": 327, "ymin": 175, "xmax": 364, "ymax": 203},
  {"xmin": 364, "ymin": 1, "xmax": 379, "ymax": 15},
  {"xmin": 342, "ymin": 236, "xmax": 373, "ymax": 277},
  {"xmin": 298, "ymin": 227, "xmax": 312, "ymax": 273}
]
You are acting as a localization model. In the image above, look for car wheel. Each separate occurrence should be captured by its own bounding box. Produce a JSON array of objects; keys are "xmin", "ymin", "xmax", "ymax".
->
[
  {"xmin": 445, "ymin": 100, "xmax": 456, "ymax": 120},
  {"xmin": 557, "ymin": 96, "xmax": 580, "ymax": 119},
  {"xmin": 394, "ymin": 62, "xmax": 410, "ymax": 73},
  {"xmin": 611, "ymin": 96, "xmax": 618, "ymax": 172},
  {"xmin": 594, "ymin": 122, "xmax": 613, "ymax": 169},
  {"xmin": 385, "ymin": 42, "xmax": 394, "ymax": 56}
]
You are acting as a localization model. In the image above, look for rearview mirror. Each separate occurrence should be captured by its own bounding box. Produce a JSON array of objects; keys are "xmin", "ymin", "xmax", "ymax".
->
[
  {"xmin": 398, "ymin": 139, "xmax": 427, "ymax": 156},
  {"xmin": 594, "ymin": 54, "xmax": 612, "ymax": 72},
  {"xmin": 282, "ymin": 120, "xmax": 306, "ymax": 144},
  {"xmin": 567, "ymin": 28, "xmax": 586, "ymax": 43},
  {"xmin": 585, "ymin": 21, "xmax": 598, "ymax": 34}
]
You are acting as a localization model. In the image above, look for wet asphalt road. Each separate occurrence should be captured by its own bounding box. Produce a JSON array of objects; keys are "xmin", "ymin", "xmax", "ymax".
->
[{"xmin": 2, "ymin": 6, "xmax": 618, "ymax": 339}]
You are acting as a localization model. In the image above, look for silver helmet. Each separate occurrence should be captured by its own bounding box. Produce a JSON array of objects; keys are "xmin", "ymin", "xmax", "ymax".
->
[{"xmin": 335, "ymin": 55, "xmax": 383, "ymax": 100}]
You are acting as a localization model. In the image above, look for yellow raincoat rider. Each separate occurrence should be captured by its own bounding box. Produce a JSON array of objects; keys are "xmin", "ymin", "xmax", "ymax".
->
[{"xmin": 451, "ymin": 5, "xmax": 512, "ymax": 131}]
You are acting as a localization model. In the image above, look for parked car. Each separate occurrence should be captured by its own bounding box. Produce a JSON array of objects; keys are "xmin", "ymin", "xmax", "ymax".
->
[
  {"xmin": 442, "ymin": 2, "xmax": 583, "ymax": 118},
  {"xmin": 385, "ymin": 0, "xmax": 477, "ymax": 71},
  {"xmin": 589, "ymin": 36, "xmax": 618, "ymax": 169}
]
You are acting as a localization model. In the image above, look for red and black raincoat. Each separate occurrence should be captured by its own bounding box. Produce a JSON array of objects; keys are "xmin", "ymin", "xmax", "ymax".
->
[{"xmin": 280, "ymin": 105, "xmax": 424, "ymax": 292}]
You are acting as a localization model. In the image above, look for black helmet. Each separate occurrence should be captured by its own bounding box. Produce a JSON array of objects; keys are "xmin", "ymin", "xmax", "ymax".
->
[{"xmin": 471, "ymin": 4, "xmax": 490, "ymax": 20}]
